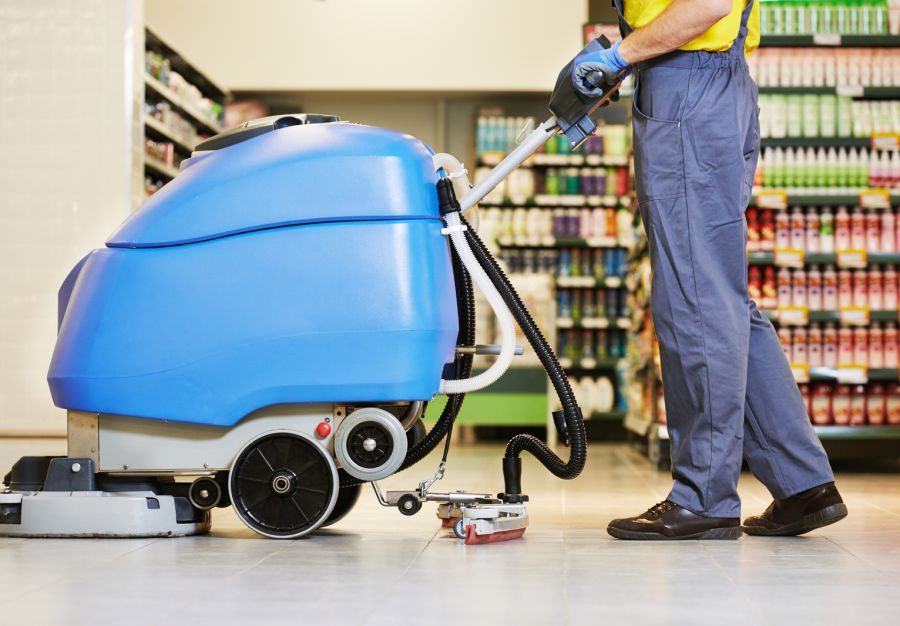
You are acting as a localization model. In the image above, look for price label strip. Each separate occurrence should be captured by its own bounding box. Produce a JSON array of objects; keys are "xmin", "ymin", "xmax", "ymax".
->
[
  {"xmin": 859, "ymin": 188, "xmax": 890, "ymax": 210},
  {"xmin": 778, "ymin": 305, "xmax": 809, "ymax": 326},
  {"xmin": 871, "ymin": 134, "xmax": 900, "ymax": 150},
  {"xmin": 836, "ymin": 248, "xmax": 868, "ymax": 269},
  {"xmin": 774, "ymin": 248, "xmax": 805, "ymax": 268},
  {"xmin": 756, "ymin": 190, "xmax": 788, "ymax": 210},
  {"xmin": 838, "ymin": 305, "xmax": 870, "ymax": 326},
  {"xmin": 836, "ymin": 365, "xmax": 868, "ymax": 385},
  {"xmin": 791, "ymin": 363, "xmax": 810, "ymax": 384}
]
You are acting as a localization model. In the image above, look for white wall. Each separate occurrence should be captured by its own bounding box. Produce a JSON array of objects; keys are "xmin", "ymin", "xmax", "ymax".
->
[
  {"xmin": 145, "ymin": 0, "xmax": 588, "ymax": 92},
  {"xmin": 0, "ymin": 0, "xmax": 143, "ymax": 435}
]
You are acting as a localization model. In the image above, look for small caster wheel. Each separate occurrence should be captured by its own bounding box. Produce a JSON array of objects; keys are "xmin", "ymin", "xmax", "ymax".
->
[
  {"xmin": 453, "ymin": 518, "xmax": 467, "ymax": 540},
  {"xmin": 397, "ymin": 493, "xmax": 422, "ymax": 516}
]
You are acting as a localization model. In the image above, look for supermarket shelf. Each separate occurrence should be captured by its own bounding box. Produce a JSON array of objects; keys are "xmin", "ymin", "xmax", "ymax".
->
[
  {"xmin": 759, "ymin": 137, "xmax": 884, "ymax": 149},
  {"xmin": 143, "ymin": 115, "xmax": 196, "ymax": 153},
  {"xmin": 144, "ymin": 156, "xmax": 180, "ymax": 179},
  {"xmin": 557, "ymin": 317, "xmax": 631, "ymax": 330},
  {"xmin": 808, "ymin": 367, "xmax": 898, "ymax": 382},
  {"xmin": 144, "ymin": 75, "xmax": 224, "ymax": 135},
  {"xmin": 747, "ymin": 251, "xmax": 900, "ymax": 265},
  {"xmin": 751, "ymin": 193, "xmax": 900, "ymax": 207},
  {"xmin": 757, "ymin": 86, "xmax": 900, "ymax": 98},
  {"xmin": 496, "ymin": 235, "xmax": 626, "ymax": 249},
  {"xmin": 763, "ymin": 309, "xmax": 898, "ymax": 323},
  {"xmin": 480, "ymin": 194, "xmax": 630, "ymax": 208},
  {"xmin": 589, "ymin": 411, "xmax": 626, "ymax": 422},
  {"xmin": 759, "ymin": 34, "xmax": 900, "ymax": 48},
  {"xmin": 477, "ymin": 154, "xmax": 629, "ymax": 168},
  {"xmin": 813, "ymin": 425, "xmax": 900, "ymax": 439},
  {"xmin": 556, "ymin": 276, "xmax": 625, "ymax": 289},
  {"xmin": 558, "ymin": 357, "xmax": 624, "ymax": 371}
]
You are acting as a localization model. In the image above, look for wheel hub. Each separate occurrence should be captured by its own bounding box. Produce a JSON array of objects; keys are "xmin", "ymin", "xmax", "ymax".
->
[{"xmin": 271, "ymin": 471, "xmax": 295, "ymax": 495}]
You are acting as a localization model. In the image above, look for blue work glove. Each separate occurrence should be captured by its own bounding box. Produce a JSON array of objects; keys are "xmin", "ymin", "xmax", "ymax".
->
[{"xmin": 572, "ymin": 40, "xmax": 631, "ymax": 98}]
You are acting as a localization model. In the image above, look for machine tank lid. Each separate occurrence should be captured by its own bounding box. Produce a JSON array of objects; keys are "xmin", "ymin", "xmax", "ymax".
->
[{"xmin": 194, "ymin": 113, "xmax": 340, "ymax": 152}]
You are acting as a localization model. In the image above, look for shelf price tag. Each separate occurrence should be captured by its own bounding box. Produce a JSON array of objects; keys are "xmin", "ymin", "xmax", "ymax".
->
[
  {"xmin": 756, "ymin": 190, "xmax": 788, "ymax": 210},
  {"xmin": 859, "ymin": 188, "xmax": 891, "ymax": 210},
  {"xmin": 837, "ymin": 365, "xmax": 868, "ymax": 384},
  {"xmin": 582, "ymin": 318, "xmax": 609, "ymax": 329},
  {"xmin": 836, "ymin": 248, "xmax": 868, "ymax": 268},
  {"xmin": 557, "ymin": 318, "xmax": 574, "ymax": 329},
  {"xmin": 778, "ymin": 305, "xmax": 809, "ymax": 326},
  {"xmin": 836, "ymin": 85, "xmax": 864, "ymax": 98},
  {"xmin": 871, "ymin": 134, "xmax": 900, "ymax": 150},
  {"xmin": 812, "ymin": 33, "xmax": 841, "ymax": 46},
  {"xmin": 774, "ymin": 248, "xmax": 805, "ymax": 268},
  {"xmin": 839, "ymin": 305, "xmax": 870, "ymax": 326},
  {"xmin": 791, "ymin": 363, "xmax": 810, "ymax": 383}
]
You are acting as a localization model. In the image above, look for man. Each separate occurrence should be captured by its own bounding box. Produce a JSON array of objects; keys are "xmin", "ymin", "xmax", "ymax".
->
[{"xmin": 572, "ymin": 0, "xmax": 848, "ymax": 540}]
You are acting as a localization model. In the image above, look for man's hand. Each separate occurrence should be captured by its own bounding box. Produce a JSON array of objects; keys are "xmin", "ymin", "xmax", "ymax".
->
[{"xmin": 572, "ymin": 40, "xmax": 631, "ymax": 98}]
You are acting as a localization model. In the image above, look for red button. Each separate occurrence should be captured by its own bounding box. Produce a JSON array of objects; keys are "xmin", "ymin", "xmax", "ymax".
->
[{"xmin": 315, "ymin": 421, "xmax": 332, "ymax": 438}]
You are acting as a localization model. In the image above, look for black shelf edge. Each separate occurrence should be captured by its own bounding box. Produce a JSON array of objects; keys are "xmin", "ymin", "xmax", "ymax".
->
[
  {"xmin": 760, "ymin": 137, "xmax": 878, "ymax": 148},
  {"xmin": 813, "ymin": 425, "xmax": 900, "ymax": 439},
  {"xmin": 750, "ymin": 194, "xmax": 900, "ymax": 207},
  {"xmin": 757, "ymin": 86, "xmax": 900, "ymax": 98},
  {"xmin": 747, "ymin": 252, "xmax": 900, "ymax": 266},
  {"xmin": 760, "ymin": 34, "xmax": 900, "ymax": 48}
]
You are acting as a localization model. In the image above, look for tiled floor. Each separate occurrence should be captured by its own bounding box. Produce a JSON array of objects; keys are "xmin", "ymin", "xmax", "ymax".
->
[{"xmin": 1, "ymin": 438, "xmax": 898, "ymax": 625}]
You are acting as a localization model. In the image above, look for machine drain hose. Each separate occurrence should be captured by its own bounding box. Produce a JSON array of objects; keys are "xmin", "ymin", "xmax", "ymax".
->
[{"xmin": 460, "ymin": 214, "xmax": 586, "ymax": 481}]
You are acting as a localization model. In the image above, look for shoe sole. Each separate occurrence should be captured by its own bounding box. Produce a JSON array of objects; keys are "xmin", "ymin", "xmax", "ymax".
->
[
  {"xmin": 607, "ymin": 525, "xmax": 742, "ymax": 541},
  {"xmin": 742, "ymin": 503, "xmax": 848, "ymax": 537}
]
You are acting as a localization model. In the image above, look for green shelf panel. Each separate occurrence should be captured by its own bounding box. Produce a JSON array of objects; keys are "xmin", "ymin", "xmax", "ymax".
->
[
  {"xmin": 760, "ymin": 35, "xmax": 900, "ymax": 47},
  {"xmin": 748, "ymin": 252, "xmax": 900, "ymax": 265},
  {"xmin": 763, "ymin": 310, "xmax": 898, "ymax": 323},
  {"xmin": 760, "ymin": 137, "xmax": 875, "ymax": 148},
  {"xmin": 757, "ymin": 86, "xmax": 900, "ymax": 98},
  {"xmin": 751, "ymin": 194, "xmax": 900, "ymax": 207},
  {"xmin": 424, "ymin": 393, "xmax": 547, "ymax": 426},
  {"xmin": 814, "ymin": 425, "xmax": 900, "ymax": 440},
  {"xmin": 470, "ymin": 367, "xmax": 548, "ymax": 394}
]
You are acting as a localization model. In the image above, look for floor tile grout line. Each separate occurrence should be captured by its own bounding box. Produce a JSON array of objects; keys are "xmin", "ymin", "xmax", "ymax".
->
[
  {"xmin": 360, "ymin": 526, "xmax": 442, "ymax": 626},
  {"xmin": 700, "ymin": 541, "xmax": 778, "ymax": 626}
]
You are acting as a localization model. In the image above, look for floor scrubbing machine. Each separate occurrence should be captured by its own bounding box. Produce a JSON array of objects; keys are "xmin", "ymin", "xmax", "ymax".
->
[{"xmin": 1, "ymin": 39, "xmax": 623, "ymax": 543}]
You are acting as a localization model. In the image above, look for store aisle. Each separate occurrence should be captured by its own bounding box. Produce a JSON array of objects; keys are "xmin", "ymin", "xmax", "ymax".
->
[{"xmin": 1, "ymin": 439, "xmax": 898, "ymax": 626}]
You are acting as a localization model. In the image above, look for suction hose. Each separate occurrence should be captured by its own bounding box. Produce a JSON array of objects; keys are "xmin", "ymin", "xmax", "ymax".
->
[
  {"xmin": 338, "ymin": 244, "xmax": 475, "ymax": 490},
  {"xmin": 458, "ymin": 213, "xmax": 587, "ymax": 493}
]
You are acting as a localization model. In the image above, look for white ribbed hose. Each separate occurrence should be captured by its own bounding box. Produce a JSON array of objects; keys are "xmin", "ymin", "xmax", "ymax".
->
[{"xmin": 438, "ymin": 210, "xmax": 517, "ymax": 395}]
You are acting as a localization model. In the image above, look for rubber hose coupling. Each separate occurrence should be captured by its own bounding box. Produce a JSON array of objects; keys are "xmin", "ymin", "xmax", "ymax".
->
[
  {"xmin": 499, "ymin": 456, "xmax": 529, "ymax": 504},
  {"xmin": 436, "ymin": 178, "xmax": 461, "ymax": 216}
]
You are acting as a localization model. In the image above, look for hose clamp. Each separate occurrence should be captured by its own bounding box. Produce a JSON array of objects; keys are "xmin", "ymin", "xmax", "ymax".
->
[{"xmin": 440, "ymin": 223, "xmax": 468, "ymax": 236}]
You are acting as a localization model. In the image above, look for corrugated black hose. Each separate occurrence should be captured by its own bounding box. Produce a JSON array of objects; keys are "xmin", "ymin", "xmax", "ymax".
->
[
  {"xmin": 459, "ymin": 213, "xmax": 586, "ymax": 488},
  {"xmin": 337, "ymin": 244, "xmax": 475, "ymax": 489}
]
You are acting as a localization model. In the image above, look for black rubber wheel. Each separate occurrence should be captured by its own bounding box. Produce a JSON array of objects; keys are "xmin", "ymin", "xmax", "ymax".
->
[
  {"xmin": 189, "ymin": 477, "xmax": 222, "ymax": 510},
  {"xmin": 397, "ymin": 493, "xmax": 422, "ymax": 516},
  {"xmin": 406, "ymin": 419, "xmax": 427, "ymax": 449},
  {"xmin": 347, "ymin": 422, "xmax": 394, "ymax": 469},
  {"xmin": 229, "ymin": 433, "xmax": 337, "ymax": 538},
  {"xmin": 321, "ymin": 482, "xmax": 363, "ymax": 528},
  {"xmin": 453, "ymin": 517, "xmax": 467, "ymax": 539}
]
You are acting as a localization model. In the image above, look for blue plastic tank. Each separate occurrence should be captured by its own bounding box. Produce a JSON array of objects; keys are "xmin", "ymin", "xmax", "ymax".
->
[{"xmin": 48, "ymin": 119, "xmax": 459, "ymax": 426}]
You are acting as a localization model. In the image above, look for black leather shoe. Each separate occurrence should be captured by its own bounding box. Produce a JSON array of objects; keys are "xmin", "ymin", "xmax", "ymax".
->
[
  {"xmin": 607, "ymin": 501, "xmax": 742, "ymax": 540},
  {"xmin": 743, "ymin": 482, "xmax": 847, "ymax": 536}
]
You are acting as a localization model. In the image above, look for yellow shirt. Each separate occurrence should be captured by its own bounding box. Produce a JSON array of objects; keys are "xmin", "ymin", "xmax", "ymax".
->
[{"xmin": 624, "ymin": 0, "xmax": 761, "ymax": 55}]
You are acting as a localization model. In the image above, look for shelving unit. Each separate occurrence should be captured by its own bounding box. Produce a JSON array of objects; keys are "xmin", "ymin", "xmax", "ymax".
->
[
  {"xmin": 626, "ymin": 28, "xmax": 900, "ymax": 469},
  {"xmin": 140, "ymin": 29, "xmax": 227, "ymax": 204}
]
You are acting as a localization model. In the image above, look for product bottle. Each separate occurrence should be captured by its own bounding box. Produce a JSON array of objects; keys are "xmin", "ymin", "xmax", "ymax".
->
[
  {"xmin": 835, "ymin": 206, "xmax": 851, "ymax": 250},
  {"xmin": 809, "ymin": 323, "xmax": 824, "ymax": 368},
  {"xmin": 885, "ymin": 323, "xmax": 899, "ymax": 368},
  {"xmin": 869, "ymin": 266, "xmax": 883, "ymax": 310},
  {"xmin": 881, "ymin": 208, "xmax": 896, "ymax": 253},
  {"xmin": 853, "ymin": 327, "xmax": 869, "ymax": 366},
  {"xmin": 824, "ymin": 323, "xmax": 839, "ymax": 369},
  {"xmin": 749, "ymin": 266, "xmax": 763, "ymax": 303},
  {"xmin": 807, "ymin": 265, "xmax": 823, "ymax": 310},
  {"xmin": 775, "ymin": 211, "xmax": 791, "ymax": 249},
  {"xmin": 838, "ymin": 326, "xmax": 854, "ymax": 367},
  {"xmin": 777, "ymin": 267, "xmax": 793, "ymax": 307},
  {"xmin": 805, "ymin": 208, "xmax": 820, "ymax": 253},
  {"xmin": 761, "ymin": 210, "xmax": 776, "ymax": 251},
  {"xmin": 822, "ymin": 265, "xmax": 839, "ymax": 310},
  {"xmin": 887, "ymin": 383, "xmax": 900, "ymax": 425},
  {"xmin": 867, "ymin": 384, "xmax": 886, "ymax": 426},
  {"xmin": 746, "ymin": 208, "xmax": 761, "ymax": 252},
  {"xmin": 763, "ymin": 266, "xmax": 778, "ymax": 309},
  {"xmin": 850, "ymin": 384, "xmax": 867, "ymax": 426},
  {"xmin": 819, "ymin": 207, "xmax": 835, "ymax": 252},
  {"xmin": 792, "ymin": 268, "xmax": 808, "ymax": 307},
  {"xmin": 884, "ymin": 266, "xmax": 898, "ymax": 310},
  {"xmin": 853, "ymin": 269, "xmax": 869, "ymax": 308},
  {"xmin": 850, "ymin": 208, "xmax": 867, "ymax": 250},
  {"xmin": 794, "ymin": 327, "xmax": 809, "ymax": 364},
  {"xmin": 832, "ymin": 385, "xmax": 851, "ymax": 425},
  {"xmin": 799, "ymin": 384, "xmax": 812, "ymax": 419},
  {"xmin": 778, "ymin": 327, "xmax": 793, "ymax": 361},
  {"xmin": 870, "ymin": 323, "xmax": 884, "ymax": 368},
  {"xmin": 811, "ymin": 383, "xmax": 832, "ymax": 425},
  {"xmin": 790, "ymin": 207, "xmax": 806, "ymax": 250},
  {"xmin": 838, "ymin": 268, "xmax": 854, "ymax": 308}
]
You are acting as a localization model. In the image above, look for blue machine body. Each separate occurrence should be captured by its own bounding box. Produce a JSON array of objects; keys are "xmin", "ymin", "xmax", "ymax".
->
[{"xmin": 48, "ymin": 122, "xmax": 459, "ymax": 426}]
